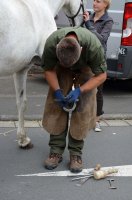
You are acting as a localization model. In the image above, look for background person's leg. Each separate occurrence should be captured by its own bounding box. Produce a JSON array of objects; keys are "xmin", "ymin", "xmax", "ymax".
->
[{"xmin": 95, "ymin": 84, "xmax": 104, "ymax": 132}]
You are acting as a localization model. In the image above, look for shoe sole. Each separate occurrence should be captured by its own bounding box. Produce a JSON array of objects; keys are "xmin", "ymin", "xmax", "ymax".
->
[
  {"xmin": 70, "ymin": 168, "xmax": 82, "ymax": 173},
  {"xmin": 44, "ymin": 157, "xmax": 63, "ymax": 170},
  {"xmin": 95, "ymin": 129, "xmax": 102, "ymax": 132}
]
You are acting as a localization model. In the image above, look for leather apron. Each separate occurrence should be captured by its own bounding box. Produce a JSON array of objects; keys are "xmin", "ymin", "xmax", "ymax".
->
[{"xmin": 42, "ymin": 67, "xmax": 97, "ymax": 140}]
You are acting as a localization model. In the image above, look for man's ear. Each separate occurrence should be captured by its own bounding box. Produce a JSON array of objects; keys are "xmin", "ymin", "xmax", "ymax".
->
[{"xmin": 80, "ymin": 46, "xmax": 82, "ymax": 51}]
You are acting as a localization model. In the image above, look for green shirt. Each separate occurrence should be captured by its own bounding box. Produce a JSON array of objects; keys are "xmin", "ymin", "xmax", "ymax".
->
[{"xmin": 41, "ymin": 27, "xmax": 107, "ymax": 75}]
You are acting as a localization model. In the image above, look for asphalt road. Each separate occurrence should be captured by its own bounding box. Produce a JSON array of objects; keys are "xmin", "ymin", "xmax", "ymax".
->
[
  {"xmin": 0, "ymin": 126, "xmax": 132, "ymax": 200},
  {"xmin": 0, "ymin": 75, "xmax": 132, "ymax": 120},
  {"xmin": 0, "ymin": 75, "xmax": 132, "ymax": 200},
  {"xmin": 103, "ymin": 79, "xmax": 132, "ymax": 117}
]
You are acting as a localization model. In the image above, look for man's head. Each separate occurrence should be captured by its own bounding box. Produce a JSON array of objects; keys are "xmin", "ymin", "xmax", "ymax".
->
[{"xmin": 56, "ymin": 36, "xmax": 81, "ymax": 67}]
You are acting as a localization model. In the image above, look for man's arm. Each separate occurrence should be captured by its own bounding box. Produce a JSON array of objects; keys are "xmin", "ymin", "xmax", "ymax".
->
[
  {"xmin": 80, "ymin": 72, "xmax": 107, "ymax": 93},
  {"xmin": 44, "ymin": 69, "xmax": 60, "ymax": 91},
  {"xmin": 65, "ymin": 72, "xmax": 107, "ymax": 104},
  {"xmin": 44, "ymin": 69, "xmax": 68, "ymax": 108}
]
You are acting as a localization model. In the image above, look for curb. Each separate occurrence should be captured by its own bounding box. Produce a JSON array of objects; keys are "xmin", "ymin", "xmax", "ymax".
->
[
  {"xmin": 0, "ymin": 113, "xmax": 132, "ymax": 121},
  {"xmin": 101, "ymin": 113, "xmax": 132, "ymax": 120},
  {"xmin": 0, "ymin": 115, "xmax": 42, "ymax": 121}
]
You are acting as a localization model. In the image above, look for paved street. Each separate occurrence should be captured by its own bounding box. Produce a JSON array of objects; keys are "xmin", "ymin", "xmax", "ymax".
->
[
  {"xmin": 0, "ymin": 75, "xmax": 132, "ymax": 200},
  {"xmin": 0, "ymin": 75, "xmax": 132, "ymax": 120},
  {"xmin": 0, "ymin": 123, "xmax": 132, "ymax": 200}
]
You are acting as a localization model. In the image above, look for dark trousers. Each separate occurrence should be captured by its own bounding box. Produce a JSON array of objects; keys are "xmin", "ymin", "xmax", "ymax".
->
[
  {"xmin": 96, "ymin": 83, "xmax": 104, "ymax": 117},
  {"xmin": 49, "ymin": 130, "xmax": 84, "ymax": 156}
]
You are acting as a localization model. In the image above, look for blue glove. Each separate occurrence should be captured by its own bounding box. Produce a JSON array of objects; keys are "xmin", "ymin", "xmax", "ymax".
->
[
  {"xmin": 65, "ymin": 87, "xmax": 81, "ymax": 103},
  {"xmin": 54, "ymin": 89, "xmax": 67, "ymax": 107}
]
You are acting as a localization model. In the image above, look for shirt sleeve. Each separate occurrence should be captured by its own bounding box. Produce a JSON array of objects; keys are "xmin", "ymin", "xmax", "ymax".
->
[
  {"xmin": 89, "ymin": 46, "xmax": 107, "ymax": 75},
  {"xmin": 41, "ymin": 38, "xmax": 58, "ymax": 71}
]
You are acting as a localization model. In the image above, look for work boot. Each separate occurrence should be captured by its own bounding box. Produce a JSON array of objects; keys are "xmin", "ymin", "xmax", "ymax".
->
[
  {"xmin": 44, "ymin": 153, "xmax": 63, "ymax": 170},
  {"xmin": 69, "ymin": 155, "xmax": 83, "ymax": 173}
]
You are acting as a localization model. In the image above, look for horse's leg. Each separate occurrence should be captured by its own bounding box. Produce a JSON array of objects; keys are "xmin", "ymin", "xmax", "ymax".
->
[{"xmin": 13, "ymin": 67, "xmax": 33, "ymax": 149}]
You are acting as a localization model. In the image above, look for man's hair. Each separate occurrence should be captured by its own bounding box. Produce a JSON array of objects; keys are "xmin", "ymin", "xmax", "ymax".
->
[
  {"xmin": 56, "ymin": 37, "xmax": 81, "ymax": 67},
  {"xmin": 103, "ymin": 0, "xmax": 111, "ymax": 10}
]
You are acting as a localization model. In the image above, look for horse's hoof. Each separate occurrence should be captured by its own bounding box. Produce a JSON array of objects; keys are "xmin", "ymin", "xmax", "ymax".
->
[{"xmin": 19, "ymin": 142, "xmax": 34, "ymax": 149}]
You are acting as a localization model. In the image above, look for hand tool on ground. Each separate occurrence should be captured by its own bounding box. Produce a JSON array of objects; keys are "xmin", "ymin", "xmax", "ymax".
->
[
  {"xmin": 71, "ymin": 171, "xmax": 94, "ymax": 186},
  {"xmin": 107, "ymin": 179, "xmax": 117, "ymax": 189},
  {"xmin": 71, "ymin": 171, "xmax": 94, "ymax": 181},
  {"xmin": 75, "ymin": 176, "xmax": 92, "ymax": 186},
  {"xmin": 70, "ymin": 164, "xmax": 118, "ymax": 186}
]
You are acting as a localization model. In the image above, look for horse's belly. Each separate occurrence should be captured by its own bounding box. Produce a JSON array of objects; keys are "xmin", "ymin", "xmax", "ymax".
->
[
  {"xmin": 0, "ymin": 60, "xmax": 30, "ymax": 76},
  {"xmin": 0, "ymin": 38, "xmax": 36, "ymax": 76}
]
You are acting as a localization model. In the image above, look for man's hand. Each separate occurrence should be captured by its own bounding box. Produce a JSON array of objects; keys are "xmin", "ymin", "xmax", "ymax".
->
[
  {"xmin": 54, "ymin": 89, "xmax": 67, "ymax": 107},
  {"xmin": 65, "ymin": 88, "xmax": 81, "ymax": 103}
]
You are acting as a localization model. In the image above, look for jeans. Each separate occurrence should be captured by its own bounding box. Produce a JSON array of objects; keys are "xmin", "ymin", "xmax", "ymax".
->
[{"xmin": 96, "ymin": 83, "xmax": 104, "ymax": 116}]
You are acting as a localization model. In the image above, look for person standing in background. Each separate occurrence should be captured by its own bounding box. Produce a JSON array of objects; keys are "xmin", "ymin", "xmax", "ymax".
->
[{"xmin": 83, "ymin": 0, "xmax": 113, "ymax": 131}]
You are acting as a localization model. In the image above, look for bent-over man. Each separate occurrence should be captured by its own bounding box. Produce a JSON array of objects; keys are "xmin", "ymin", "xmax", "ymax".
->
[{"xmin": 41, "ymin": 26, "xmax": 107, "ymax": 173}]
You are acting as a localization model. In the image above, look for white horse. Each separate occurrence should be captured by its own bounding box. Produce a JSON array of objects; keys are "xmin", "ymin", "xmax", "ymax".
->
[{"xmin": 0, "ymin": 0, "xmax": 87, "ymax": 148}]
